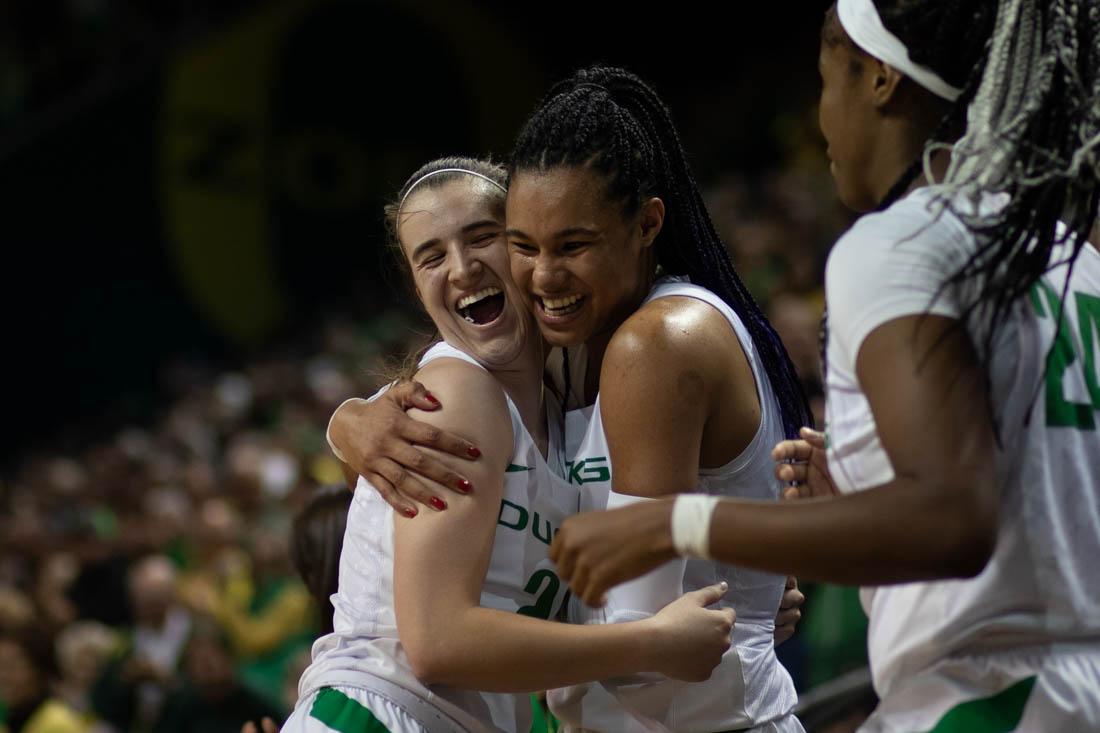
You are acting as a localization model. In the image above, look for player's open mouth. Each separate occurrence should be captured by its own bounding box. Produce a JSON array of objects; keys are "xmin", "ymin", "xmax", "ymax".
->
[
  {"xmin": 536, "ymin": 294, "xmax": 585, "ymax": 321},
  {"xmin": 455, "ymin": 287, "xmax": 506, "ymax": 326}
]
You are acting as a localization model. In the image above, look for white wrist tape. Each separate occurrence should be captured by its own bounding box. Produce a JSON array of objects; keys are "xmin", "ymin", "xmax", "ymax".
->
[
  {"xmin": 325, "ymin": 397, "xmax": 373, "ymax": 463},
  {"xmin": 671, "ymin": 494, "xmax": 720, "ymax": 559}
]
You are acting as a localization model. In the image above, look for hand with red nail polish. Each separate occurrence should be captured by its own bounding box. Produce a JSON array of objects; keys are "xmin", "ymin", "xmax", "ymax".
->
[{"xmin": 327, "ymin": 379, "xmax": 483, "ymax": 514}]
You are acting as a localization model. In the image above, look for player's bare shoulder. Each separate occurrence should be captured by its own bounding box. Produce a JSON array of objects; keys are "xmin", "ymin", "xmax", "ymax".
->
[
  {"xmin": 410, "ymin": 356, "xmax": 512, "ymax": 448},
  {"xmin": 606, "ymin": 295, "xmax": 738, "ymax": 369}
]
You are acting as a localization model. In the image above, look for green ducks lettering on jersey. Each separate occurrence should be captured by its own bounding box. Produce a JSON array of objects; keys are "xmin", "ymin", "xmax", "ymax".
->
[
  {"xmin": 493, "ymin": 500, "xmax": 566, "ymax": 622},
  {"xmin": 497, "ymin": 499, "xmax": 556, "ymax": 546}
]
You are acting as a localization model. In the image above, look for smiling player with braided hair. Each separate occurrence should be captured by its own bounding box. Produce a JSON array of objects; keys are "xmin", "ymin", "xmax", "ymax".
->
[{"xmin": 504, "ymin": 65, "xmax": 811, "ymax": 733}]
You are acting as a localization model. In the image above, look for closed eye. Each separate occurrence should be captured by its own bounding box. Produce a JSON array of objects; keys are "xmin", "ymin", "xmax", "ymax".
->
[
  {"xmin": 418, "ymin": 252, "xmax": 445, "ymax": 268},
  {"xmin": 470, "ymin": 231, "xmax": 501, "ymax": 247},
  {"xmin": 562, "ymin": 241, "xmax": 589, "ymax": 253},
  {"xmin": 509, "ymin": 240, "xmax": 538, "ymax": 254}
]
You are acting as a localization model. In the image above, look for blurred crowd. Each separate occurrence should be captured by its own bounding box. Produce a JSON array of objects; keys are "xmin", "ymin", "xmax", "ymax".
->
[{"xmin": 0, "ymin": 308, "xmax": 426, "ymax": 733}]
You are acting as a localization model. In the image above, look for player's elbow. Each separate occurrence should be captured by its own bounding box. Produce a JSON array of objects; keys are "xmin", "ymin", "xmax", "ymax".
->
[
  {"xmin": 936, "ymin": 476, "xmax": 997, "ymax": 578},
  {"xmin": 402, "ymin": 630, "xmax": 451, "ymax": 685},
  {"xmin": 406, "ymin": 655, "xmax": 444, "ymax": 686},
  {"xmin": 941, "ymin": 522, "xmax": 995, "ymax": 579},
  {"xmin": 400, "ymin": 615, "xmax": 467, "ymax": 686}
]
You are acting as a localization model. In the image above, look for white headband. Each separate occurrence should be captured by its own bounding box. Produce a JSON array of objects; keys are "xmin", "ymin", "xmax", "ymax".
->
[
  {"xmin": 398, "ymin": 168, "xmax": 507, "ymax": 212},
  {"xmin": 837, "ymin": 0, "xmax": 963, "ymax": 102}
]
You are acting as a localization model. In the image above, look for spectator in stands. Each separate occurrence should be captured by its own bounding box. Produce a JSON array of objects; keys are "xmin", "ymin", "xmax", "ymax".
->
[
  {"xmin": 0, "ymin": 628, "xmax": 87, "ymax": 733},
  {"xmin": 92, "ymin": 555, "xmax": 191, "ymax": 731},
  {"xmin": 156, "ymin": 619, "xmax": 278, "ymax": 733}
]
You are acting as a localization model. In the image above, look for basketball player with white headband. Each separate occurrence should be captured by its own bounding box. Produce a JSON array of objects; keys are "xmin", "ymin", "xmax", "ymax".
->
[{"xmin": 549, "ymin": 1, "xmax": 1100, "ymax": 730}]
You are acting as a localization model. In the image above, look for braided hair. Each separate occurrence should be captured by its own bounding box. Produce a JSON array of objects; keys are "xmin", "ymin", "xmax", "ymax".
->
[
  {"xmin": 510, "ymin": 66, "xmax": 814, "ymax": 439},
  {"xmin": 824, "ymin": 0, "xmax": 1100, "ymax": 378}
]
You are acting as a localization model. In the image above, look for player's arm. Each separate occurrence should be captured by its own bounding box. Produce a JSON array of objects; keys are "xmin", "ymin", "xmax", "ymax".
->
[
  {"xmin": 552, "ymin": 313, "xmax": 998, "ymax": 603},
  {"xmin": 707, "ymin": 312, "xmax": 997, "ymax": 579},
  {"xmin": 595, "ymin": 298, "xmax": 804, "ymax": 638},
  {"xmin": 393, "ymin": 360, "xmax": 733, "ymax": 691},
  {"xmin": 598, "ymin": 297, "xmax": 757, "ymax": 499}
]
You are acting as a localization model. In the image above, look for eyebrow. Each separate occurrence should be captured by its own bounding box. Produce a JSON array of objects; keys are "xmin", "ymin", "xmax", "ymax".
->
[
  {"xmin": 462, "ymin": 219, "xmax": 502, "ymax": 234},
  {"xmin": 411, "ymin": 220, "xmax": 502, "ymax": 260},
  {"xmin": 557, "ymin": 226, "xmax": 600, "ymax": 238},
  {"xmin": 411, "ymin": 238, "xmax": 441, "ymax": 261},
  {"xmin": 505, "ymin": 226, "xmax": 600, "ymax": 240}
]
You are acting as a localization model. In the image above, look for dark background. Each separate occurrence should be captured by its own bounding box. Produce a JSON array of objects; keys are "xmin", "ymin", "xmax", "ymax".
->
[{"xmin": 0, "ymin": 0, "xmax": 831, "ymax": 465}]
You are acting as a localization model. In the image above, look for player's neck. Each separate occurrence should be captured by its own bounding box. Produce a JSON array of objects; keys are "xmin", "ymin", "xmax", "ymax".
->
[
  {"xmin": 869, "ymin": 119, "xmax": 947, "ymax": 204},
  {"xmin": 906, "ymin": 148, "xmax": 952, "ymax": 196},
  {"xmin": 490, "ymin": 341, "xmax": 548, "ymax": 453}
]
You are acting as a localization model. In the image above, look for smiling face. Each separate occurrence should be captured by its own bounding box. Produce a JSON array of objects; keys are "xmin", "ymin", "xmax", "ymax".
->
[
  {"xmin": 399, "ymin": 177, "xmax": 536, "ymax": 369},
  {"xmin": 505, "ymin": 166, "xmax": 660, "ymax": 349}
]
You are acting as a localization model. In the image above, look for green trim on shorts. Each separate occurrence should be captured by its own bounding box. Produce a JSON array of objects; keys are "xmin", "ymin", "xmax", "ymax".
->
[
  {"xmin": 529, "ymin": 694, "xmax": 560, "ymax": 733},
  {"xmin": 310, "ymin": 687, "xmax": 392, "ymax": 733},
  {"xmin": 927, "ymin": 676, "xmax": 1037, "ymax": 733}
]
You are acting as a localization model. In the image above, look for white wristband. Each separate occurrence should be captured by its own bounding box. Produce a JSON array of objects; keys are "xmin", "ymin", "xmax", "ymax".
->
[
  {"xmin": 671, "ymin": 494, "xmax": 720, "ymax": 559},
  {"xmin": 325, "ymin": 397, "xmax": 371, "ymax": 463}
]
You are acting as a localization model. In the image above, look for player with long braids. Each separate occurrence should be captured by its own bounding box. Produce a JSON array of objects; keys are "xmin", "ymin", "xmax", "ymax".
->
[
  {"xmin": 549, "ymin": 1, "xmax": 1100, "ymax": 730},
  {"xmin": 505, "ymin": 65, "xmax": 811, "ymax": 733}
]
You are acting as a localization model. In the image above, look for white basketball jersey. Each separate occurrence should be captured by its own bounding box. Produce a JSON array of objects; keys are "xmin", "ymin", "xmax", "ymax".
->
[
  {"xmin": 298, "ymin": 341, "xmax": 580, "ymax": 733},
  {"xmin": 548, "ymin": 278, "xmax": 799, "ymax": 732},
  {"xmin": 824, "ymin": 186, "xmax": 1100, "ymax": 701}
]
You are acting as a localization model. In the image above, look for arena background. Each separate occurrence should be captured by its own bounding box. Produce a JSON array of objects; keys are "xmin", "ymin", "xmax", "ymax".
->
[{"xmin": 0, "ymin": 1, "xmax": 872, "ymax": 731}]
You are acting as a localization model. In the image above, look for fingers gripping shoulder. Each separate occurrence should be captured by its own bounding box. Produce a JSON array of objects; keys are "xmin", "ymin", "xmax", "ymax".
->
[{"xmin": 409, "ymin": 359, "xmax": 514, "ymax": 472}]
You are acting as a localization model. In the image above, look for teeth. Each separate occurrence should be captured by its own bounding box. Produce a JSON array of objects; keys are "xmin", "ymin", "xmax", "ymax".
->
[
  {"xmin": 543, "ymin": 294, "xmax": 582, "ymax": 310},
  {"xmin": 456, "ymin": 287, "xmax": 502, "ymax": 310}
]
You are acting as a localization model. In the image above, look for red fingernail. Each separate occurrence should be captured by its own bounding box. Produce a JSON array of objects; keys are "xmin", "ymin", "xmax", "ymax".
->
[
  {"xmin": 403, "ymin": 507, "xmax": 417, "ymax": 518},
  {"xmin": 429, "ymin": 497, "xmax": 447, "ymax": 511},
  {"xmin": 467, "ymin": 446, "xmax": 481, "ymax": 458},
  {"xmin": 425, "ymin": 392, "xmax": 440, "ymax": 407},
  {"xmin": 456, "ymin": 479, "xmax": 472, "ymax": 493}
]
